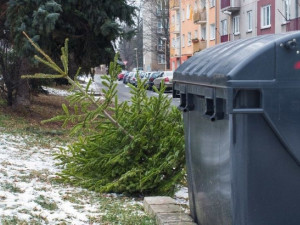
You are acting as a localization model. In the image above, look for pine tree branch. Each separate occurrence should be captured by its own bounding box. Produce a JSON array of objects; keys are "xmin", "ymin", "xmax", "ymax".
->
[
  {"xmin": 22, "ymin": 32, "xmax": 134, "ymax": 140},
  {"xmin": 65, "ymin": 76, "xmax": 134, "ymax": 140}
]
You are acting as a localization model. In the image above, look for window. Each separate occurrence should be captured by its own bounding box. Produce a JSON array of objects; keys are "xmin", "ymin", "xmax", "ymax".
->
[
  {"xmin": 186, "ymin": 5, "xmax": 191, "ymax": 19},
  {"xmin": 156, "ymin": 0, "xmax": 165, "ymax": 16},
  {"xmin": 158, "ymin": 0, "xmax": 163, "ymax": 10},
  {"xmin": 172, "ymin": 38, "xmax": 176, "ymax": 48},
  {"xmin": 157, "ymin": 19, "xmax": 163, "ymax": 33},
  {"xmin": 176, "ymin": 11, "xmax": 180, "ymax": 25},
  {"xmin": 172, "ymin": 61, "xmax": 175, "ymax": 71},
  {"xmin": 210, "ymin": 24, "xmax": 215, "ymax": 40},
  {"xmin": 182, "ymin": 34, "xmax": 185, "ymax": 47},
  {"xmin": 176, "ymin": 58, "xmax": 181, "ymax": 67},
  {"xmin": 182, "ymin": 9, "xmax": 185, "ymax": 21},
  {"xmin": 283, "ymin": 0, "xmax": 290, "ymax": 23},
  {"xmin": 200, "ymin": 0, "xmax": 206, "ymax": 8},
  {"xmin": 188, "ymin": 32, "xmax": 192, "ymax": 46},
  {"xmin": 176, "ymin": 36, "xmax": 180, "ymax": 48},
  {"xmin": 233, "ymin": 16, "xmax": 240, "ymax": 34},
  {"xmin": 209, "ymin": 0, "xmax": 215, "ymax": 7},
  {"xmin": 158, "ymin": 54, "xmax": 166, "ymax": 64},
  {"xmin": 172, "ymin": 15, "xmax": 175, "ymax": 24},
  {"xmin": 158, "ymin": 39, "xmax": 164, "ymax": 51},
  {"xmin": 201, "ymin": 26, "xmax": 206, "ymax": 40},
  {"xmin": 194, "ymin": 1, "xmax": 198, "ymax": 11},
  {"xmin": 194, "ymin": 30, "xmax": 198, "ymax": 39},
  {"xmin": 261, "ymin": 5, "xmax": 271, "ymax": 28},
  {"xmin": 247, "ymin": 10, "xmax": 253, "ymax": 32},
  {"xmin": 221, "ymin": 19, "xmax": 228, "ymax": 35}
]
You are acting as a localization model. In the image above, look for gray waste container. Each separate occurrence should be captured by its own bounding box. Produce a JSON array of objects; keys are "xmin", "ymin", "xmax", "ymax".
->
[{"xmin": 173, "ymin": 32, "xmax": 300, "ymax": 225}]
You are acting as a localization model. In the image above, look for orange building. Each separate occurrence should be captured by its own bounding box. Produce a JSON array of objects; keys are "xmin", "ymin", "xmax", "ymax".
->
[{"xmin": 169, "ymin": 0, "xmax": 219, "ymax": 71}]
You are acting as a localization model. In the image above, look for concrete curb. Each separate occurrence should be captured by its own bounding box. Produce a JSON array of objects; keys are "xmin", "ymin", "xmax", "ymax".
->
[{"xmin": 144, "ymin": 196, "xmax": 197, "ymax": 225}]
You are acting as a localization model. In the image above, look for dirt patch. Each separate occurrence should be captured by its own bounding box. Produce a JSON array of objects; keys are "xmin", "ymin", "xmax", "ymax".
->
[{"xmin": 0, "ymin": 93, "xmax": 69, "ymax": 130}]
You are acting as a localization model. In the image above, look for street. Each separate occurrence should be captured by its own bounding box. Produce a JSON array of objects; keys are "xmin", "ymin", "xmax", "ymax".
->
[{"xmin": 93, "ymin": 75, "xmax": 180, "ymax": 106}]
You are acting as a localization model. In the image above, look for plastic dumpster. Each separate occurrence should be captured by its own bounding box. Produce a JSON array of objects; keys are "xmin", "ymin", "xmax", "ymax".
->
[{"xmin": 173, "ymin": 32, "xmax": 300, "ymax": 225}]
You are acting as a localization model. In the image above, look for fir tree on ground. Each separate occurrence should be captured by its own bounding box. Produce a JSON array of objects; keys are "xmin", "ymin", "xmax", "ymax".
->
[{"xmin": 23, "ymin": 34, "xmax": 186, "ymax": 196}]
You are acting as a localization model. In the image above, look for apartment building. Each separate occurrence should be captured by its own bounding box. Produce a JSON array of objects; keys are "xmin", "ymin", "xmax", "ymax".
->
[
  {"xmin": 169, "ymin": 0, "xmax": 300, "ymax": 71},
  {"xmin": 219, "ymin": 0, "xmax": 300, "ymax": 42},
  {"xmin": 169, "ymin": 0, "xmax": 219, "ymax": 71}
]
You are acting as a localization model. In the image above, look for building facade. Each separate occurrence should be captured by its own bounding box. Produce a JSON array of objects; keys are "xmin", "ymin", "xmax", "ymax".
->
[
  {"xmin": 219, "ymin": 0, "xmax": 300, "ymax": 43},
  {"xmin": 168, "ymin": 0, "xmax": 300, "ymax": 71},
  {"xmin": 142, "ymin": 0, "xmax": 169, "ymax": 71},
  {"xmin": 169, "ymin": 0, "xmax": 219, "ymax": 71}
]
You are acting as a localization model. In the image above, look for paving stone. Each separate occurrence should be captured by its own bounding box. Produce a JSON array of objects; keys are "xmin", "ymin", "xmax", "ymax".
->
[
  {"xmin": 143, "ymin": 196, "xmax": 198, "ymax": 225},
  {"xmin": 144, "ymin": 196, "xmax": 176, "ymax": 214},
  {"xmin": 156, "ymin": 212, "xmax": 194, "ymax": 224},
  {"xmin": 148, "ymin": 204, "xmax": 182, "ymax": 216},
  {"xmin": 144, "ymin": 196, "xmax": 176, "ymax": 205},
  {"xmin": 163, "ymin": 222, "xmax": 198, "ymax": 225}
]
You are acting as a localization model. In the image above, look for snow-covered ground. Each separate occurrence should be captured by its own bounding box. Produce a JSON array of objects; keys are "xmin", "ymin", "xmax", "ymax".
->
[
  {"xmin": 0, "ymin": 133, "xmax": 189, "ymax": 224},
  {"xmin": 42, "ymin": 86, "xmax": 71, "ymax": 97},
  {"xmin": 0, "ymin": 133, "xmax": 153, "ymax": 224},
  {"xmin": 0, "ymin": 76, "xmax": 189, "ymax": 224},
  {"xmin": 43, "ymin": 75, "xmax": 104, "ymax": 99},
  {"xmin": 0, "ymin": 134, "xmax": 97, "ymax": 223}
]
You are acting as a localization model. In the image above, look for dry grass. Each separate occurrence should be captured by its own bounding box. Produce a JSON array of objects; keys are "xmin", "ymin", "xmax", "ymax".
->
[
  {"xmin": 0, "ymin": 91, "xmax": 73, "ymax": 146},
  {"xmin": 0, "ymin": 93, "xmax": 68, "ymax": 129}
]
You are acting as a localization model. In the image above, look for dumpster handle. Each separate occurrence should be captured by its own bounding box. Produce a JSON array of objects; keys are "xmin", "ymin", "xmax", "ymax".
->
[
  {"xmin": 232, "ymin": 108, "xmax": 264, "ymax": 114},
  {"xmin": 178, "ymin": 93, "xmax": 194, "ymax": 112}
]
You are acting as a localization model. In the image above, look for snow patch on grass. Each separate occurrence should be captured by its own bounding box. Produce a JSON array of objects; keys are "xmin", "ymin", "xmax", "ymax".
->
[{"xmin": 0, "ymin": 133, "xmax": 150, "ymax": 224}]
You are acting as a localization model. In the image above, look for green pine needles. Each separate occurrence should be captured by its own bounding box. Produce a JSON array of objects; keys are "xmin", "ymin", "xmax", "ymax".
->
[{"xmin": 22, "ymin": 33, "xmax": 185, "ymax": 195}]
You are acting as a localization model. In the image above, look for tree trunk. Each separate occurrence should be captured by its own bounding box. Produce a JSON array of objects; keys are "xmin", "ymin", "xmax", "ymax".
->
[
  {"xmin": 6, "ymin": 82, "xmax": 13, "ymax": 106},
  {"xmin": 13, "ymin": 58, "xmax": 30, "ymax": 109},
  {"xmin": 13, "ymin": 78, "xmax": 30, "ymax": 108}
]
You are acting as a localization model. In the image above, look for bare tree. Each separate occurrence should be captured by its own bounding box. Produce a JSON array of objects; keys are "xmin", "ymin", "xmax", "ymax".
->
[
  {"xmin": 119, "ymin": 1, "xmax": 143, "ymax": 71},
  {"xmin": 141, "ymin": 0, "xmax": 170, "ymax": 70}
]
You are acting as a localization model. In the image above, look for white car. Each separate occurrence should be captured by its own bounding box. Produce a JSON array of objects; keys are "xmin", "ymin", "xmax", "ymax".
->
[{"xmin": 153, "ymin": 71, "xmax": 173, "ymax": 91}]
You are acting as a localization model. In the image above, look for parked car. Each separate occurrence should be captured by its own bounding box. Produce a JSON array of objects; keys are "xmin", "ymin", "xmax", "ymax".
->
[
  {"xmin": 125, "ymin": 72, "xmax": 135, "ymax": 85},
  {"xmin": 153, "ymin": 71, "xmax": 174, "ymax": 91},
  {"xmin": 123, "ymin": 72, "xmax": 131, "ymax": 84},
  {"xmin": 147, "ymin": 71, "xmax": 162, "ymax": 90},
  {"xmin": 128, "ymin": 73, "xmax": 136, "ymax": 86},
  {"xmin": 117, "ymin": 71, "xmax": 126, "ymax": 81},
  {"xmin": 140, "ymin": 72, "xmax": 151, "ymax": 87},
  {"xmin": 129, "ymin": 71, "xmax": 142, "ymax": 86}
]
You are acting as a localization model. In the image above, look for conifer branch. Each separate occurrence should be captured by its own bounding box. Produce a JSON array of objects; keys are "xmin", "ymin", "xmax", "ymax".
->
[{"xmin": 22, "ymin": 32, "xmax": 134, "ymax": 140}]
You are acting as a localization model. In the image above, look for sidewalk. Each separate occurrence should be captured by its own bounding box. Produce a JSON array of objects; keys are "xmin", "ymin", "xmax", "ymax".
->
[{"xmin": 144, "ymin": 196, "xmax": 197, "ymax": 225}]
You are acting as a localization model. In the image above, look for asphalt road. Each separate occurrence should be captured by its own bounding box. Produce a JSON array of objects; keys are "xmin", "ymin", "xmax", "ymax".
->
[{"xmin": 93, "ymin": 74, "xmax": 180, "ymax": 106}]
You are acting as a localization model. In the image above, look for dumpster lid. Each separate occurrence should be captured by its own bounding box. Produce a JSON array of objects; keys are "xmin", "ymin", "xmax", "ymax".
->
[{"xmin": 174, "ymin": 32, "xmax": 300, "ymax": 86}]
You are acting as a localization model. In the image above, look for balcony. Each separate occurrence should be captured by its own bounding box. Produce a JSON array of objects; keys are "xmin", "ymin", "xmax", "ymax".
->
[
  {"xmin": 170, "ymin": 24, "xmax": 180, "ymax": 34},
  {"xmin": 156, "ymin": 9, "xmax": 168, "ymax": 17},
  {"xmin": 193, "ymin": 9, "xmax": 207, "ymax": 24},
  {"xmin": 170, "ymin": 0, "xmax": 180, "ymax": 10},
  {"xmin": 287, "ymin": 18, "xmax": 300, "ymax": 31},
  {"xmin": 193, "ymin": 40, "xmax": 207, "ymax": 53},
  {"xmin": 171, "ymin": 47, "xmax": 180, "ymax": 57},
  {"xmin": 157, "ymin": 45, "xmax": 164, "ymax": 52},
  {"xmin": 170, "ymin": 48, "xmax": 175, "ymax": 57},
  {"xmin": 221, "ymin": 35, "xmax": 229, "ymax": 43},
  {"xmin": 157, "ymin": 27, "xmax": 164, "ymax": 34},
  {"xmin": 221, "ymin": 0, "xmax": 240, "ymax": 12}
]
